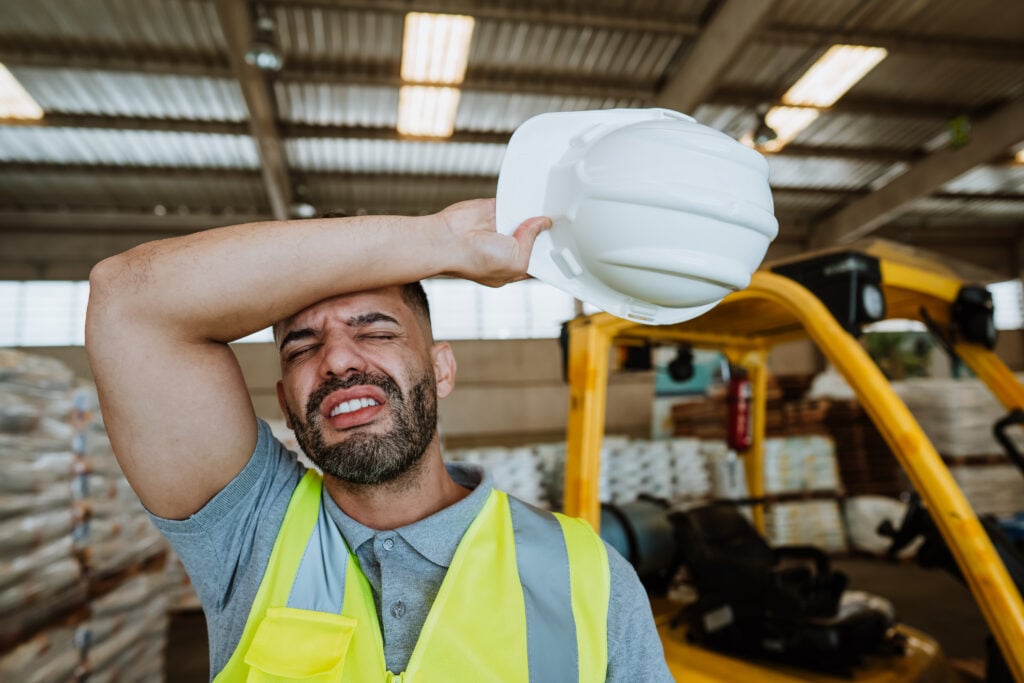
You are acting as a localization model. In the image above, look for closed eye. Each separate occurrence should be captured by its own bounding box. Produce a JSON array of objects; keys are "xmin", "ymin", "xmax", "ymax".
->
[{"xmin": 286, "ymin": 344, "xmax": 319, "ymax": 362}]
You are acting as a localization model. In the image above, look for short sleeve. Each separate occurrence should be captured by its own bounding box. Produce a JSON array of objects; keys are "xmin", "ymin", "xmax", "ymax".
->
[
  {"xmin": 604, "ymin": 542, "xmax": 675, "ymax": 682},
  {"xmin": 148, "ymin": 418, "xmax": 306, "ymax": 674}
]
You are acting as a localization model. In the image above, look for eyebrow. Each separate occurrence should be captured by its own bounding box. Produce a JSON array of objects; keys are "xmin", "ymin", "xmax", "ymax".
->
[
  {"xmin": 347, "ymin": 312, "xmax": 401, "ymax": 328},
  {"xmin": 279, "ymin": 327, "xmax": 316, "ymax": 351},
  {"xmin": 278, "ymin": 313, "xmax": 401, "ymax": 351}
]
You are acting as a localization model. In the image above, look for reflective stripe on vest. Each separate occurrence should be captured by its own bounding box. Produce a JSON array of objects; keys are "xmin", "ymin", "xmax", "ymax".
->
[{"xmin": 214, "ymin": 470, "xmax": 609, "ymax": 682}]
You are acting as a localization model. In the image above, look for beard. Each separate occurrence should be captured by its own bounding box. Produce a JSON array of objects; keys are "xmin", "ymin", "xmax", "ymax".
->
[{"xmin": 286, "ymin": 370, "xmax": 438, "ymax": 486}]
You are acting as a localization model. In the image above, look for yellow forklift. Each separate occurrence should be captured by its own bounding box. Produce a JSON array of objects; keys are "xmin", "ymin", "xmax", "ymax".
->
[{"xmin": 562, "ymin": 242, "xmax": 1024, "ymax": 682}]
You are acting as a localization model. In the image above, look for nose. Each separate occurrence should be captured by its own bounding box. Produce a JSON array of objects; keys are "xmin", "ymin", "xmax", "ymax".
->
[{"xmin": 318, "ymin": 334, "xmax": 369, "ymax": 379}]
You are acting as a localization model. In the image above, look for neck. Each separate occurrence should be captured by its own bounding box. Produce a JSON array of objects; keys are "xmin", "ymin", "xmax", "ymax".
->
[{"xmin": 323, "ymin": 438, "xmax": 470, "ymax": 530}]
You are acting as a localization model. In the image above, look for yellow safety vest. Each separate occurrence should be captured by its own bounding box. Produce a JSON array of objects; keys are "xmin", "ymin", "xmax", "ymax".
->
[{"xmin": 214, "ymin": 470, "xmax": 610, "ymax": 682}]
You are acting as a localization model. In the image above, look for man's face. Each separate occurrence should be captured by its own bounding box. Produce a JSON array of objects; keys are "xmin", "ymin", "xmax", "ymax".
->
[{"xmin": 274, "ymin": 287, "xmax": 454, "ymax": 486}]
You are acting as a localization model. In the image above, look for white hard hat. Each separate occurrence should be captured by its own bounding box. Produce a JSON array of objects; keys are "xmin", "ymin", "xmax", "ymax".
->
[{"xmin": 496, "ymin": 108, "xmax": 778, "ymax": 325}]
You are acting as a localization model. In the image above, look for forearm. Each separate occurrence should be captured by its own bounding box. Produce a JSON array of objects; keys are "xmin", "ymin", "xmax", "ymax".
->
[{"xmin": 89, "ymin": 212, "xmax": 449, "ymax": 342}]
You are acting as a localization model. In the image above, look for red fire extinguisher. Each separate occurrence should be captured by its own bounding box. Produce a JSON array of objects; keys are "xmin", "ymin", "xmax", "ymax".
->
[{"xmin": 726, "ymin": 367, "xmax": 753, "ymax": 451}]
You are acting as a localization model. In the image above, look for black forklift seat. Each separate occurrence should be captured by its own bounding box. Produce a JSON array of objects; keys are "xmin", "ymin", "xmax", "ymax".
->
[{"xmin": 670, "ymin": 502, "xmax": 899, "ymax": 675}]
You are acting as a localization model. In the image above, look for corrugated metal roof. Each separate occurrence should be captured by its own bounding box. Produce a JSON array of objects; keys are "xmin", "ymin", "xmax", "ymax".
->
[
  {"xmin": 287, "ymin": 139, "xmax": 505, "ymax": 175},
  {"xmin": 769, "ymin": 0, "xmax": 1024, "ymax": 42},
  {"xmin": 0, "ymin": 0, "xmax": 224, "ymax": 55},
  {"xmin": 691, "ymin": 104, "xmax": 755, "ymax": 139},
  {"xmin": 943, "ymin": 165, "xmax": 1024, "ymax": 194},
  {"xmin": 768, "ymin": 156, "xmax": 892, "ymax": 190},
  {"xmin": 566, "ymin": 0, "xmax": 710, "ymax": 21},
  {"xmin": 275, "ymin": 82, "xmax": 399, "ymax": 126},
  {"xmin": 853, "ymin": 53, "xmax": 1024, "ymax": 109},
  {"xmin": 908, "ymin": 196, "xmax": 1024, "ymax": 219},
  {"xmin": 794, "ymin": 112, "xmax": 945, "ymax": 151},
  {"xmin": 719, "ymin": 43, "xmax": 811, "ymax": 91},
  {"xmin": 11, "ymin": 68, "xmax": 246, "ymax": 120},
  {"xmin": 273, "ymin": 5, "xmax": 402, "ymax": 63},
  {"xmin": 0, "ymin": 128, "xmax": 259, "ymax": 168},
  {"xmin": 0, "ymin": 169, "xmax": 267, "ymax": 210},
  {"xmin": 771, "ymin": 191, "xmax": 842, "ymax": 213},
  {"xmin": 468, "ymin": 21, "xmax": 682, "ymax": 82},
  {"xmin": 456, "ymin": 92, "xmax": 644, "ymax": 132}
]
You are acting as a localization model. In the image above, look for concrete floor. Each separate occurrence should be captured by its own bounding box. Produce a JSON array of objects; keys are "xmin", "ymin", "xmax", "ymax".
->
[{"xmin": 165, "ymin": 557, "xmax": 990, "ymax": 681}]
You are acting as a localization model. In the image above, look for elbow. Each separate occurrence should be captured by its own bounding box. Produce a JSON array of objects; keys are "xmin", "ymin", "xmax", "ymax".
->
[{"xmin": 85, "ymin": 253, "xmax": 140, "ymax": 348}]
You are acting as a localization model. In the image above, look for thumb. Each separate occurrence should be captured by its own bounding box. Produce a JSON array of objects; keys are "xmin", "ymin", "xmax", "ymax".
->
[{"xmin": 512, "ymin": 216, "xmax": 552, "ymax": 266}]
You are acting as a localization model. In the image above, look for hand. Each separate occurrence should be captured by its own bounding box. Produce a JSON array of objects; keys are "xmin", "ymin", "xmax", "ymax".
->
[{"xmin": 436, "ymin": 198, "xmax": 551, "ymax": 287}]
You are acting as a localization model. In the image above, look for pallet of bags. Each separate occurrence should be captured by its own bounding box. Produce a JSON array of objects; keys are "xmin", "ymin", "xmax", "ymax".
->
[
  {"xmin": 763, "ymin": 499, "xmax": 848, "ymax": 554},
  {"xmin": 945, "ymin": 455, "xmax": 1024, "ymax": 518},
  {"xmin": 69, "ymin": 387, "xmax": 168, "ymax": 579},
  {"xmin": 0, "ymin": 351, "xmax": 86, "ymax": 647},
  {"xmin": 900, "ymin": 377, "xmax": 1022, "ymax": 457},
  {"xmin": 667, "ymin": 437, "xmax": 711, "ymax": 501},
  {"xmin": 762, "ymin": 435, "xmax": 841, "ymax": 495},
  {"xmin": 76, "ymin": 572, "xmax": 171, "ymax": 683},
  {"xmin": 446, "ymin": 445, "xmax": 548, "ymax": 508},
  {"xmin": 0, "ymin": 625, "xmax": 81, "ymax": 683}
]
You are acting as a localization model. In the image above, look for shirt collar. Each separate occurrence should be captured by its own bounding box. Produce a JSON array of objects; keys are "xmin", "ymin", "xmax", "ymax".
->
[{"xmin": 323, "ymin": 462, "xmax": 493, "ymax": 568}]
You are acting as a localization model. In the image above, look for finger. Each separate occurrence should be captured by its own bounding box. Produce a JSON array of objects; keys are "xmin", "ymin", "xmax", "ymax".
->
[{"xmin": 511, "ymin": 216, "xmax": 552, "ymax": 260}]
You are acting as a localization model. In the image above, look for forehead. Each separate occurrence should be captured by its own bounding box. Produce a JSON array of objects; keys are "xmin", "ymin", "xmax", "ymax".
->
[{"xmin": 278, "ymin": 287, "xmax": 409, "ymax": 333}]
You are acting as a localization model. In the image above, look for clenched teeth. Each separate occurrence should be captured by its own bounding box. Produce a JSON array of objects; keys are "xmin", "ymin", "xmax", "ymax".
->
[{"xmin": 330, "ymin": 397, "xmax": 380, "ymax": 417}]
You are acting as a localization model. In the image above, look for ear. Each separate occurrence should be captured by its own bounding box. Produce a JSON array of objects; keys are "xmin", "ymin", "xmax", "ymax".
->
[
  {"xmin": 431, "ymin": 342, "xmax": 457, "ymax": 399},
  {"xmin": 276, "ymin": 380, "xmax": 293, "ymax": 429}
]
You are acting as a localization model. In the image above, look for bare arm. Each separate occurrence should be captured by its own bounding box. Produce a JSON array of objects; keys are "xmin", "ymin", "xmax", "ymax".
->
[{"xmin": 85, "ymin": 199, "xmax": 548, "ymax": 519}]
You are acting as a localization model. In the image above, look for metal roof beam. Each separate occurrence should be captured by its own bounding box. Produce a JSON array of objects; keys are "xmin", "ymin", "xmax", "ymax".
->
[
  {"xmin": 214, "ymin": 0, "xmax": 293, "ymax": 220},
  {"xmin": 812, "ymin": 95, "xmax": 1024, "ymax": 247},
  {"xmin": 656, "ymin": 0, "xmax": 777, "ymax": 113},
  {"xmin": 0, "ymin": 114, "xmax": 249, "ymax": 136},
  {"xmin": 0, "ymin": 45, "xmax": 232, "ymax": 78}
]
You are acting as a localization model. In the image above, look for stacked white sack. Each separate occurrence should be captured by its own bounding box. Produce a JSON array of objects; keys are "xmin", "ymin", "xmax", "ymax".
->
[
  {"xmin": 0, "ymin": 350, "xmax": 85, "ymax": 647},
  {"xmin": 76, "ymin": 572, "xmax": 171, "ymax": 683},
  {"xmin": 446, "ymin": 446, "xmax": 547, "ymax": 508},
  {"xmin": 899, "ymin": 377, "xmax": 1024, "ymax": 457},
  {"xmin": 764, "ymin": 500, "xmax": 847, "ymax": 553},
  {"xmin": 70, "ymin": 387, "xmax": 167, "ymax": 578},
  {"xmin": 668, "ymin": 437, "xmax": 711, "ymax": 499},
  {"xmin": 762, "ymin": 435, "xmax": 840, "ymax": 494},
  {"xmin": 0, "ymin": 626, "xmax": 80, "ymax": 683}
]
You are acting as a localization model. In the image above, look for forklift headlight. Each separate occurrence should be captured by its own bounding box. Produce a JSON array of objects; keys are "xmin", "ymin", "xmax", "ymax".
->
[{"xmin": 952, "ymin": 285, "xmax": 997, "ymax": 350}]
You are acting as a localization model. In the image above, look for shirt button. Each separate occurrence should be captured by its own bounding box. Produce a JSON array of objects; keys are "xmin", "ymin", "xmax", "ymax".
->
[
  {"xmin": 391, "ymin": 601, "xmax": 406, "ymax": 619},
  {"xmin": 382, "ymin": 537, "xmax": 395, "ymax": 551}
]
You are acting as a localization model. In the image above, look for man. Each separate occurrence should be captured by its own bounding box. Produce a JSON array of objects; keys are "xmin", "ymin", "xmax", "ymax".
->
[{"xmin": 85, "ymin": 198, "xmax": 673, "ymax": 681}]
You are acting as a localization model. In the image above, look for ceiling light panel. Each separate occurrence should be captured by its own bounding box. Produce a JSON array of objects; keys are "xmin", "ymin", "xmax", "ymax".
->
[
  {"xmin": 0, "ymin": 64, "xmax": 43, "ymax": 120},
  {"xmin": 782, "ymin": 44, "xmax": 888, "ymax": 108},
  {"xmin": 752, "ymin": 106, "xmax": 821, "ymax": 152},
  {"xmin": 401, "ymin": 12, "xmax": 476, "ymax": 85},
  {"xmin": 397, "ymin": 85, "xmax": 461, "ymax": 137}
]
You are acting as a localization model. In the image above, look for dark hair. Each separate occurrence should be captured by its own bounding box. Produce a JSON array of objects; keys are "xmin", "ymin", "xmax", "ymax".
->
[{"xmin": 401, "ymin": 281, "xmax": 431, "ymax": 327}]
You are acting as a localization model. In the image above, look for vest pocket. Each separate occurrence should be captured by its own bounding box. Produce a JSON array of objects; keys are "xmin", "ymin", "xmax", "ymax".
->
[{"xmin": 244, "ymin": 607, "xmax": 356, "ymax": 682}]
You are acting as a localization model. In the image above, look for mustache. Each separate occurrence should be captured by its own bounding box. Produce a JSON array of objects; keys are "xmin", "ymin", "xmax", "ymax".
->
[{"xmin": 306, "ymin": 371, "xmax": 402, "ymax": 421}]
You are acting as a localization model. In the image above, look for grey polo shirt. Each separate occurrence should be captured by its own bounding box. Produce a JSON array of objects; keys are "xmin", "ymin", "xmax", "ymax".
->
[{"xmin": 152, "ymin": 418, "xmax": 673, "ymax": 681}]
